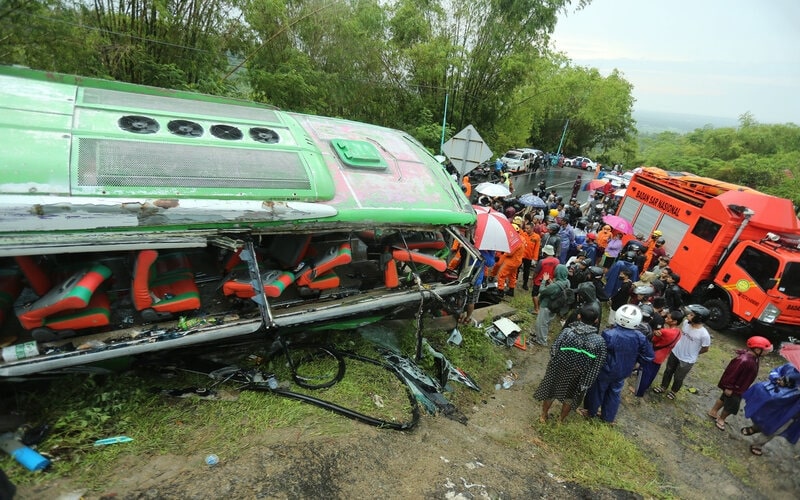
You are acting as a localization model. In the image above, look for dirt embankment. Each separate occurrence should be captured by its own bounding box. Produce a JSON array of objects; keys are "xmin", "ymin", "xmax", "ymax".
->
[{"xmin": 14, "ymin": 321, "xmax": 800, "ymax": 500}]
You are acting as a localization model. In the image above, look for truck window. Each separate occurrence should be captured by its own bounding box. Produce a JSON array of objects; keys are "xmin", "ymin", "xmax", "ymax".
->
[
  {"xmin": 779, "ymin": 263, "xmax": 800, "ymax": 297},
  {"xmin": 617, "ymin": 198, "xmax": 641, "ymax": 224},
  {"xmin": 692, "ymin": 217, "xmax": 721, "ymax": 243},
  {"xmin": 735, "ymin": 246, "xmax": 779, "ymax": 291}
]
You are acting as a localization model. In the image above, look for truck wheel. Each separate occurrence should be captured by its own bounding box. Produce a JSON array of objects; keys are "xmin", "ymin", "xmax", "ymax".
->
[{"xmin": 704, "ymin": 298, "xmax": 731, "ymax": 331}]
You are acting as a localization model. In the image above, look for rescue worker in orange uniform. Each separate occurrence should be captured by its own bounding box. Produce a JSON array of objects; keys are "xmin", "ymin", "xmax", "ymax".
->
[
  {"xmin": 495, "ymin": 217, "xmax": 527, "ymax": 297},
  {"xmin": 462, "ymin": 175, "xmax": 472, "ymax": 199},
  {"xmin": 594, "ymin": 224, "xmax": 614, "ymax": 265},
  {"xmin": 520, "ymin": 220, "xmax": 541, "ymax": 291},
  {"xmin": 643, "ymin": 231, "xmax": 667, "ymax": 271}
]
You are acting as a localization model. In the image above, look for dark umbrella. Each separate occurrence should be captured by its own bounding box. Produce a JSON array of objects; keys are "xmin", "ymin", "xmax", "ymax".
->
[{"xmin": 517, "ymin": 193, "xmax": 547, "ymax": 208}]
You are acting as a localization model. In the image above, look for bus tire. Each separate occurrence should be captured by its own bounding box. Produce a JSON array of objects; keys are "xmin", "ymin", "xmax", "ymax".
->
[{"xmin": 704, "ymin": 298, "xmax": 731, "ymax": 331}]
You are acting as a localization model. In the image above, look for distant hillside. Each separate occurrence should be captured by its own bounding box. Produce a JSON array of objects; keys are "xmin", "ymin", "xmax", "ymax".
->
[{"xmin": 634, "ymin": 109, "xmax": 739, "ymax": 134}]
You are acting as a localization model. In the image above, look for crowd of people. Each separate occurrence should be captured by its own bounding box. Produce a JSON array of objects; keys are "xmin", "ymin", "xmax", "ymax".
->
[{"xmin": 457, "ymin": 181, "xmax": 800, "ymax": 457}]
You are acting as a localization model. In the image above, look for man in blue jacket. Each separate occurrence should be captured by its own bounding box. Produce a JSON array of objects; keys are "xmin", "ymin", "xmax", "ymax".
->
[{"xmin": 580, "ymin": 304, "xmax": 654, "ymax": 424}]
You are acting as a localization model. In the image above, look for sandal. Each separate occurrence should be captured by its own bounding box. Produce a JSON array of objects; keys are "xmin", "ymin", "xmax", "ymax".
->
[
  {"xmin": 715, "ymin": 419, "xmax": 726, "ymax": 431},
  {"xmin": 652, "ymin": 386, "xmax": 665, "ymax": 394},
  {"xmin": 741, "ymin": 426, "xmax": 758, "ymax": 436},
  {"xmin": 666, "ymin": 391, "xmax": 676, "ymax": 400},
  {"xmin": 749, "ymin": 445, "xmax": 763, "ymax": 456}
]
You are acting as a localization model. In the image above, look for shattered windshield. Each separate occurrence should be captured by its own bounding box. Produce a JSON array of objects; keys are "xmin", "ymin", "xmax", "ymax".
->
[{"xmin": 778, "ymin": 262, "xmax": 800, "ymax": 298}]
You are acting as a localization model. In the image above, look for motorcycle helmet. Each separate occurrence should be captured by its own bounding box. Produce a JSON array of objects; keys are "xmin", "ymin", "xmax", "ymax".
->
[
  {"xmin": 633, "ymin": 284, "xmax": 655, "ymax": 297},
  {"xmin": 656, "ymin": 237, "xmax": 666, "ymax": 245},
  {"xmin": 652, "ymin": 230, "xmax": 663, "ymax": 237},
  {"xmin": 648, "ymin": 310, "xmax": 665, "ymax": 330},
  {"xmin": 586, "ymin": 232, "xmax": 597, "ymax": 240},
  {"xmin": 684, "ymin": 304, "xmax": 710, "ymax": 322},
  {"xmin": 639, "ymin": 303, "xmax": 655, "ymax": 320},
  {"xmin": 615, "ymin": 304, "xmax": 643, "ymax": 329},
  {"xmin": 746, "ymin": 336, "xmax": 773, "ymax": 353},
  {"xmin": 588, "ymin": 266, "xmax": 604, "ymax": 279},
  {"xmin": 548, "ymin": 223, "xmax": 560, "ymax": 234},
  {"xmin": 581, "ymin": 258, "xmax": 593, "ymax": 267},
  {"xmin": 622, "ymin": 251, "xmax": 636, "ymax": 262}
]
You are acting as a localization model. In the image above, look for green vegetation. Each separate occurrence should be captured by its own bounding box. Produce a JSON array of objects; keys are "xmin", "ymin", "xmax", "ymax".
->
[
  {"xmin": 536, "ymin": 420, "xmax": 665, "ymax": 498},
  {"xmin": 0, "ymin": 0, "xmax": 628, "ymax": 158},
  {"xmin": 637, "ymin": 118, "xmax": 800, "ymax": 206}
]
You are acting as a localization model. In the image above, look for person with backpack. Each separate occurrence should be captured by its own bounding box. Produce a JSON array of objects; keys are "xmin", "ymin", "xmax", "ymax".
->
[
  {"xmin": 530, "ymin": 244, "xmax": 560, "ymax": 314},
  {"xmin": 580, "ymin": 305, "xmax": 654, "ymax": 424},
  {"xmin": 531, "ymin": 264, "xmax": 570, "ymax": 347}
]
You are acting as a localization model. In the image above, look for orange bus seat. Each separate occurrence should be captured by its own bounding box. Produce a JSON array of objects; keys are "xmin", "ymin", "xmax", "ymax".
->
[
  {"xmin": 223, "ymin": 269, "xmax": 299, "ymax": 299},
  {"xmin": 305, "ymin": 271, "xmax": 339, "ymax": 290},
  {"xmin": 296, "ymin": 242, "xmax": 352, "ymax": 286},
  {"xmin": 391, "ymin": 249, "xmax": 448, "ymax": 272},
  {"xmin": 132, "ymin": 250, "xmax": 200, "ymax": 320},
  {"xmin": 13, "ymin": 256, "xmax": 52, "ymax": 296},
  {"xmin": 16, "ymin": 263, "xmax": 112, "ymax": 337}
]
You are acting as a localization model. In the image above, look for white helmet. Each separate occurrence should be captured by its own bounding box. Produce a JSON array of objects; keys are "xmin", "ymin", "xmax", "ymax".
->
[{"xmin": 615, "ymin": 304, "xmax": 643, "ymax": 329}]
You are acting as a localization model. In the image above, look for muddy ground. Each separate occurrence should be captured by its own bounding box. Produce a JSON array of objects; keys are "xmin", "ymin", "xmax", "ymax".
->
[{"xmin": 11, "ymin": 311, "xmax": 800, "ymax": 500}]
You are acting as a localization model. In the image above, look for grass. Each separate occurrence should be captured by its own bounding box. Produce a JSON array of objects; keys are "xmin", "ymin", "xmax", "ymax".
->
[
  {"xmin": 4, "ymin": 302, "xmax": 778, "ymax": 496},
  {"xmin": 535, "ymin": 419, "xmax": 667, "ymax": 498},
  {"xmin": 0, "ymin": 320, "xmax": 511, "ymax": 489}
]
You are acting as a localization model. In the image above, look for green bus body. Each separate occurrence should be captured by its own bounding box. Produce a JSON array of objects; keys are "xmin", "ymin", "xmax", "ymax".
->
[{"xmin": 0, "ymin": 67, "xmax": 479, "ymax": 377}]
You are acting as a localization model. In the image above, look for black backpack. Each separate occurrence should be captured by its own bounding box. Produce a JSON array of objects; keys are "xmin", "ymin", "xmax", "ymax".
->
[{"xmin": 548, "ymin": 282, "xmax": 576, "ymax": 314}]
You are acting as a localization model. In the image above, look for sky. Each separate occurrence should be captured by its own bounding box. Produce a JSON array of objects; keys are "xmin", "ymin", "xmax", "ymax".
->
[{"xmin": 550, "ymin": 0, "xmax": 800, "ymax": 124}]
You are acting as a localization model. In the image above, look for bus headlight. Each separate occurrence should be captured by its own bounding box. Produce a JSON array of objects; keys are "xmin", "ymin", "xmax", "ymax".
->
[{"xmin": 758, "ymin": 303, "xmax": 781, "ymax": 324}]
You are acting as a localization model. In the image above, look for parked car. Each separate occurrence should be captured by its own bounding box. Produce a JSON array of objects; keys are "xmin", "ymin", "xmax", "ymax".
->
[
  {"xmin": 565, "ymin": 156, "xmax": 597, "ymax": 171},
  {"xmin": 501, "ymin": 149, "xmax": 537, "ymax": 173}
]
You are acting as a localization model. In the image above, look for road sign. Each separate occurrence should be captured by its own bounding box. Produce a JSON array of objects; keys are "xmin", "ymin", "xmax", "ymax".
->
[{"xmin": 442, "ymin": 125, "xmax": 493, "ymax": 176}]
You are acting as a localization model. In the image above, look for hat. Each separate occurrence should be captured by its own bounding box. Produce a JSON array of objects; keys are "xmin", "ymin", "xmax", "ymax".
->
[
  {"xmin": 633, "ymin": 271, "xmax": 657, "ymax": 288},
  {"xmin": 652, "ymin": 230, "xmax": 663, "ymax": 237},
  {"xmin": 512, "ymin": 216, "xmax": 524, "ymax": 226},
  {"xmin": 542, "ymin": 245, "xmax": 555, "ymax": 256}
]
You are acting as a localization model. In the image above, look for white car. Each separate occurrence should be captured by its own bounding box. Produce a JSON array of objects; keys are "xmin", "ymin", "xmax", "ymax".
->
[{"xmin": 501, "ymin": 149, "xmax": 536, "ymax": 173}]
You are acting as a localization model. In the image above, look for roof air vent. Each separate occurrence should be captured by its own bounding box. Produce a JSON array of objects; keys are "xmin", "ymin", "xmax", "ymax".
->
[
  {"xmin": 210, "ymin": 124, "xmax": 243, "ymax": 140},
  {"xmin": 118, "ymin": 115, "xmax": 159, "ymax": 134},
  {"xmin": 168, "ymin": 120, "xmax": 204, "ymax": 137},
  {"xmin": 249, "ymin": 127, "xmax": 280, "ymax": 144}
]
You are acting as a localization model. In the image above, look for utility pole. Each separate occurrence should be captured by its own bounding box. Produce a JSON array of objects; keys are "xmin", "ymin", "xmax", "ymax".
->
[
  {"xmin": 440, "ymin": 92, "xmax": 449, "ymax": 154},
  {"xmin": 556, "ymin": 118, "xmax": 569, "ymax": 157}
]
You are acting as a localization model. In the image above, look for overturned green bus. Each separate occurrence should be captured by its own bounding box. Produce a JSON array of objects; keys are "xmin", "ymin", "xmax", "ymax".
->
[{"xmin": 0, "ymin": 66, "xmax": 480, "ymax": 377}]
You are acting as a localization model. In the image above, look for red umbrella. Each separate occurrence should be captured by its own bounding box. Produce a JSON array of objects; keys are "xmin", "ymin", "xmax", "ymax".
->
[
  {"xmin": 472, "ymin": 206, "xmax": 522, "ymax": 253},
  {"xmin": 583, "ymin": 179, "xmax": 610, "ymax": 191},
  {"xmin": 780, "ymin": 343, "xmax": 800, "ymax": 371},
  {"xmin": 602, "ymin": 214, "xmax": 634, "ymax": 235}
]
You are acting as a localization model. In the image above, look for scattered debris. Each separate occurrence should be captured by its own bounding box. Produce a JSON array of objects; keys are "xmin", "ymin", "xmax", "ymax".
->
[{"xmin": 93, "ymin": 436, "xmax": 133, "ymax": 447}]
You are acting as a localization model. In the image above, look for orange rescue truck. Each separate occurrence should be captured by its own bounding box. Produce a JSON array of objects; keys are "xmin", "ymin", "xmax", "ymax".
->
[{"xmin": 616, "ymin": 167, "xmax": 800, "ymax": 334}]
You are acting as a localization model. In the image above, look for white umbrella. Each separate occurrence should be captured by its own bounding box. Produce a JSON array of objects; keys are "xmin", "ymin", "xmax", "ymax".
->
[{"xmin": 475, "ymin": 182, "xmax": 511, "ymax": 198}]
